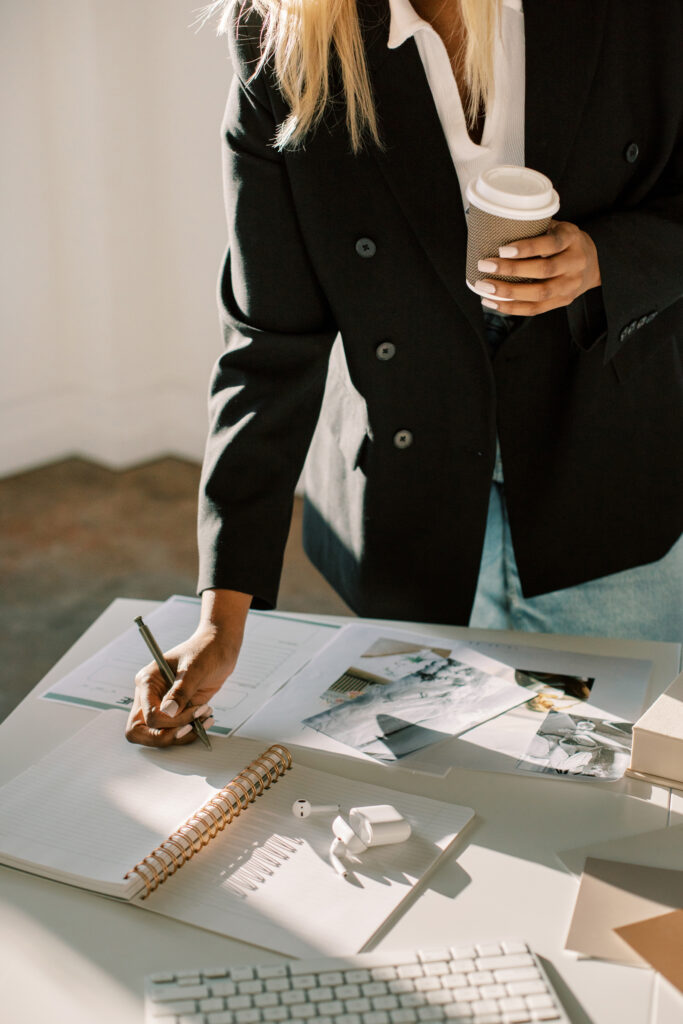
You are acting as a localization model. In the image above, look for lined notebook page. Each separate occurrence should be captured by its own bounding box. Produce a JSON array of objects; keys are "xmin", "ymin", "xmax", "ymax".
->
[
  {"xmin": 0, "ymin": 712, "xmax": 474, "ymax": 954},
  {"xmin": 0, "ymin": 712, "xmax": 284, "ymax": 896}
]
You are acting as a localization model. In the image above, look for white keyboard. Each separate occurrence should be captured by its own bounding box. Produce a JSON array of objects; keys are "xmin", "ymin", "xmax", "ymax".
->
[{"xmin": 145, "ymin": 942, "xmax": 569, "ymax": 1024}]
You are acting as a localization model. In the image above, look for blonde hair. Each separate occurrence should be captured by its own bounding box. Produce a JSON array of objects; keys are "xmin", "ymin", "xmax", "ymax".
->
[{"xmin": 194, "ymin": 0, "xmax": 502, "ymax": 152}]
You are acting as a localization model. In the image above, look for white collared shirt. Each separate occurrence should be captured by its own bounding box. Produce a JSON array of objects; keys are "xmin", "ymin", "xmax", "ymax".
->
[{"xmin": 387, "ymin": 0, "xmax": 525, "ymax": 209}]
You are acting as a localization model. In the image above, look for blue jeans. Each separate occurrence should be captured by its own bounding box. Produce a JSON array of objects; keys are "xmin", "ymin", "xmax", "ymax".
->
[{"xmin": 468, "ymin": 312, "xmax": 683, "ymax": 643}]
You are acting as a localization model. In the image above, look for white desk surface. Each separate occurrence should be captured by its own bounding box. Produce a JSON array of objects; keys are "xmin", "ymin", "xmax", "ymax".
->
[{"xmin": 1, "ymin": 599, "xmax": 681, "ymax": 1024}]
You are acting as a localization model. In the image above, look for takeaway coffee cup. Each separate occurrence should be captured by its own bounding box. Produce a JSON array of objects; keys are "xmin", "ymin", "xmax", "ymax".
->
[{"xmin": 465, "ymin": 165, "xmax": 560, "ymax": 296}]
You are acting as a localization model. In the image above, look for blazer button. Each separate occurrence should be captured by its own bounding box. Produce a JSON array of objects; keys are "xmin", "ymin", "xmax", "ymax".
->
[
  {"xmin": 355, "ymin": 237, "xmax": 376, "ymax": 258},
  {"xmin": 393, "ymin": 429, "xmax": 413, "ymax": 449},
  {"xmin": 624, "ymin": 141, "xmax": 639, "ymax": 163},
  {"xmin": 376, "ymin": 340, "xmax": 396, "ymax": 361}
]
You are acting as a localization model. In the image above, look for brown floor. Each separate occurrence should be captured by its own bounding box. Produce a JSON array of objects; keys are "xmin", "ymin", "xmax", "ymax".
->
[{"xmin": 0, "ymin": 457, "xmax": 352, "ymax": 723}]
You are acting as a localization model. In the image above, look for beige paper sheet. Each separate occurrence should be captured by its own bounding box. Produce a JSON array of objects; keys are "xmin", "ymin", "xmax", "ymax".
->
[
  {"xmin": 564, "ymin": 857, "xmax": 683, "ymax": 966},
  {"xmin": 616, "ymin": 910, "xmax": 683, "ymax": 995}
]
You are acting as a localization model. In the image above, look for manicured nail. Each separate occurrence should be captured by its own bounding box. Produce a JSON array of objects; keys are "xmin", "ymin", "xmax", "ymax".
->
[
  {"xmin": 203, "ymin": 716, "xmax": 215, "ymax": 729},
  {"xmin": 481, "ymin": 298, "xmax": 499, "ymax": 309},
  {"xmin": 475, "ymin": 281, "xmax": 497, "ymax": 294},
  {"xmin": 499, "ymin": 245, "xmax": 518, "ymax": 258},
  {"xmin": 478, "ymin": 259, "xmax": 498, "ymax": 272},
  {"xmin": 160, "ymin": 699, "xmax": 179, "ymax": 717},
  {"xmin": 193, "ymin": 704, "xmax": 211, "ymax": 719},
  {"xmin": 175, "ymin": 724, "xmax": 192, "ymax": 739}
]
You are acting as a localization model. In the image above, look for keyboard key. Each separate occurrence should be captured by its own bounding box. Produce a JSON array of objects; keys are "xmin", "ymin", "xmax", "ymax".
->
[
  {"xmin": 318, "ymin": 1002, "xmax": 345, "ymax": 1016},
  {"xmin": 281, "ymin": 991, "xmax": 306, "ymax": 1006},
  {"xmin": 346, "ymin": 971, "xmax": 372, "ymax": 984},
  {"xmin": 414, "ymin": 978, "xmax": 440, "ymax": 992},
  {"xmin": 267, "ymin": 979, "xmax": 293, "ymax": 993},
  {"xmin": 298, "ymin": 1006, "xmax": 316, "ymax": 1019},
  {"xmin": 500, "ymin": 998, "xmax": 526, "ymax": 1012},
  {"xmin": 469, "ymin": 972, "xmax": 494, "ymax": 987},
  {"xmin": 363, "ymin": 1012, "xmax": 390, "ymax": 1024},
  {"xmin": 337, "ymin": 1015, "xmax": 362, "ymax": 1024},
  {"xmin": 506, "ymin": 982, "xmax": 546, "ymax": 997},
  {"xmin": 397, "ymin": 966, "xmax": 423, "ymax": 980},
  {"xmin": 450, "ymin": 960, "xmax": 475, "ymax": 975},
  {"xmin": 373, "ymin": 996, "xmax": 399, "ymax": 1011},
  {"xmin": 239, "ymin": 980, "xmax": 264, "ymax": 995},
  {"xmin": 336, "ymin": 985, "xmax": 362, "ymax": 1000},
  {"xmin": 389, "ymin": 980, "xmax": 414, "ymax": 994},
  {"xmin": 424, "ymin": 963, "xmax": 449, "ymax": 977},
  {"xmin": 292, "ymin": 977, "xmax": 317, "ymax": 990},
  {"xmin": 453, "ymin": 989, "xmax": 480, "ymax": 1003},
  {"xmin": 207, "ymin": 1013, "xmax": 233, "ymax": 1024},
  {"xmin": 525, "ymin": 995, "xmax": 553, "ymax": 1010},
  {"xmin": 502, "ymin": 1013, "xmax": 532, "ymax": 1024},
  {"xmin": 390, "ymin": 1011, "xmax": 418, "ymax": 1023},
  {"xmin": 227, "ymin": 996, "xmax": 254, "ymax": 1010},
  {"xmin": 450, "ymin": 947, "xmax": 477, "ymax": 961},
  {"xmin": 417, "ymin": 1007, "xmax": 445, "ymax": 1020},
  {"xmin": 480, "ymin": 985, "xmax": 506, "ymax": 999},
  {"xmin": 477, "ymin": 955, "xmax": 534, "ymax": 972},
  {"xmin": 177, "ymin": 972, "xmax": 203, "ymax": 982},
  {"xmin": 475, "ymin": 944, "xmax": 502, "ymax": 958},
  {"xmin": 398, "ymin": 994, "xmax": 426, "ymax": 1009},
  {"xmin": 178, "ymin": 1015, "xmax": 205, "ymax": 1024},
  {"xmin": 263, "ymin": 1007, "xmax": 290, "ymax": 1021},
  {"xmin": 258, "ymin": 966, "xmax": 290, "ymax": 979},
  {"xmin": 418, "ymin": 950, "xmax": 451, "ymax": 963},
  {"xmin": 255, "ymin": 993, "xmax": 281, "ymax": 1008},
  {"xmin": 155, "ymin": 984, "xmax": 209, "ymax": 1001},
  {"xmin": 308, "ymin": 988, "xmax": 334, "ymax": 1003},
  {"xmin": 363, "ymin": 983, "xmax": 389, "ymax": 997},
  {"xmin": 200, "ymin": 998, "xmax": 226, "ymax": 1012},
  {"xmin": 212, "ymin": 981, "xmax": 238, "ymax": 998},
  {"xmin": 320, "ymin": 973, "xmax": 345, "ymax": 986},
  {"xmin": 371, "ymin": 968, "xmax": 397, "ymax": 982},
  {"xmin": 496, "ymin": 969, "xmax": 540, "ymax": 985},
  {"xmin": 231, "ymin": 968, "xmax": 255, "ymax": 981},
  {"xmin": 501, "ymin": 942, "xmax": 528, "ymax": 956},
  {"xmin": 444, "ymin": 1006, "xmax": 473, "ymax": 1020},
  {"xmin": 532, "ymin": 1012, "xmax": 561, "ymax": 1022},
  {"xmin": 149, "ymin": 972, "xmax": 176, "ymax": 983},
  {"xmin": 426, "ymin": 990, "xmax": 452, "ymax": 1005},
  {"xmin": 346, "ymin": 999, "xmax": 372, "ymax": 1013},
  {"xmin": 235, "ymin": 1009, "xmax": 262, "ymax": 1023},
  {"xmin": 442, "ymin": 975, "xmax": 468, "ymax": 990},
  {"xmin": 471, "ymin": 1000, "xmax": 498, "ymax": 1015},
  {"xmin": 204, "ymin": 969, "xmax": 231, "ymax": 979},
  {"xmin": 151, "ymin": 1000, "xmax": 198, "ymax": 1016}
]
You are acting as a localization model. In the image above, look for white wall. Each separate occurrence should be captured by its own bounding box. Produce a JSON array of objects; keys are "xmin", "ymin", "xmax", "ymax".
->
[{"xmin": 0, "ymin": 1, "xmax": 233, "ymax": 476}]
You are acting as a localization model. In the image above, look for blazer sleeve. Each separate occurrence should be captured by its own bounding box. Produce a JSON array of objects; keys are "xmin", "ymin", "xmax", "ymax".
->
[
  {"xmin": 570, "ymin": 113, "xmax": 683, "ymax": 363},
  {"xmin": 197, "ymin": 14, "xmax": 337, "ymax": 607}
]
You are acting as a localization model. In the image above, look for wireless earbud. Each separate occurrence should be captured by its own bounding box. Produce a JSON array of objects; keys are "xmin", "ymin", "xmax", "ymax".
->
[{"xmin": 292, "ymin": 798, "xmax": 340, "ymax": 819}]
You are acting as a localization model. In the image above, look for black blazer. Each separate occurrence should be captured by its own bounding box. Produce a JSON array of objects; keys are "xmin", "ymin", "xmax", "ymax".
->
[{"xmin": 197, "ymin": 0, "xmax": 683, "ymax": 625}]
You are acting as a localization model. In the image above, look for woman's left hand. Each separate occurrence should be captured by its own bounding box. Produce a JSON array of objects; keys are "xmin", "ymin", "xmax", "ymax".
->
[{"xmin": 474, "ymin": 220, "xmax": 601, "ymax": 316}]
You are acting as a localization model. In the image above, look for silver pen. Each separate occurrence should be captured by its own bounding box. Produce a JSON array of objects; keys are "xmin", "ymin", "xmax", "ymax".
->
[{"xmin": 134, "ymin": 615, "xmax": 212, "ymax": 750}]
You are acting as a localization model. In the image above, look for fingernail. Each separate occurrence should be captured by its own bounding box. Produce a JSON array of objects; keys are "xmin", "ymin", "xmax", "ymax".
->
[
  {"xmin": 478, "ymin": 259, "xmax": 498, "ymax": 272},
  {"xmin": 160, "ymin": 699, "xmax": 179, "ymax": 717},
  {"xmin": 475, "ymin": 281, "xmax": 497, "ymax": 294},
  {"xmin": 499, "ymin": 245, "xmax": 518, "ymax": 258},
  {"xmin": 203, "ymin": 716, "xmax": 215, "ymax": 729},
  {"xmin": 193, "ymin": 704, "xmax": 211, "ymax": 719},
  {"xmin": 481, "ymin": 298, "xmax": 499, "ymax": 309},
  {"xmin": 175, "ymin": 724, "xmax": 192, "ymax": 739}
]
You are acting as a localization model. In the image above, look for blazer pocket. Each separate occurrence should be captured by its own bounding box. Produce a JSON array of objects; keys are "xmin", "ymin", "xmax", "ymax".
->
[{"xmin": 611, "ymin": 326, "xmax": 679, "ymax": 383}]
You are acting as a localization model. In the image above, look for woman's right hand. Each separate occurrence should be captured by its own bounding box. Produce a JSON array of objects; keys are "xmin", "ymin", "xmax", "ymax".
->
[{"xmin": 125, "ymin": 589, "xmax": 251, "ymax": 748}]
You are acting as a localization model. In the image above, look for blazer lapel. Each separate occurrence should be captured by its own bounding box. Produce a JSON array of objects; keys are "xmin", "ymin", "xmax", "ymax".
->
[
  {"xmin": 524, "ymin": 0, "xmax": 609, "ymax": 190},
  {"xmin": 363, "ymin": 9, "xmax": 486, "ymax": 342}
]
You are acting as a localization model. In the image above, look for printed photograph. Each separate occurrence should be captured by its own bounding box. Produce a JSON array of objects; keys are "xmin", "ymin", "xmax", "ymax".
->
[
  {"xmin": 516, "ymin": 711, "xmax": 633, "ymax": 780},
  {"xmin": 303, "ymin": 637, "xmax": 528, "ymax": 763},
  {"xmin": 514, "ymin": 668, "xmax": 596, "ymax": 714}
]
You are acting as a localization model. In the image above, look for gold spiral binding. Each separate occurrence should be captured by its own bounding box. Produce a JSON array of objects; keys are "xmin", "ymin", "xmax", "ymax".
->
[{"xmin": 124, "ymin": 743, "xmax": 292, "ymax": 899}]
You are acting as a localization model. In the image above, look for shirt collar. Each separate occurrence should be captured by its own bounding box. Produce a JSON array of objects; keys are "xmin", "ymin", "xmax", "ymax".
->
[{"xmin": 387, "ymin": 0, "xmax": 522, "ymax": 51}]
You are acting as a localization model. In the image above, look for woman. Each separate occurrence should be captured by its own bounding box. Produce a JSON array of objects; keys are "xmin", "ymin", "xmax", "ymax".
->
[{"xmin": 126, "ymin": 0, "xmax": 682, "ymax": 747}]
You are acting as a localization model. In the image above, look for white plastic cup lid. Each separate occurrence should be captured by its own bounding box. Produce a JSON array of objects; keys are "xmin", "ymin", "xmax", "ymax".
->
[{"xmin": 466, "ymin": 165, "xmax": 560, "ymax": 220}]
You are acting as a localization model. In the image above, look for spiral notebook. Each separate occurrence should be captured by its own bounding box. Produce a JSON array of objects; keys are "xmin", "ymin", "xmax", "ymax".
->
[{"xmin": 0, "ymin": 712, "xmax": 473, "ymax": 956}]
